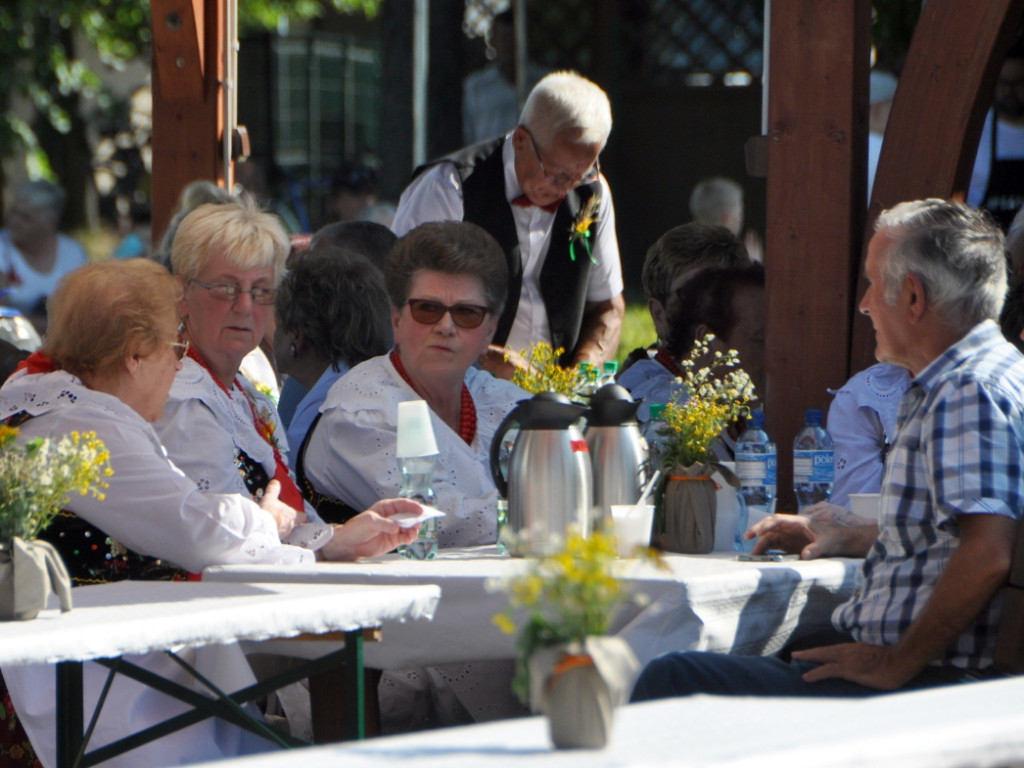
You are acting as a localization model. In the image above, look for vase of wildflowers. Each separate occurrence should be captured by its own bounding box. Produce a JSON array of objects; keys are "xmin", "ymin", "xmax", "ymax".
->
[
  {"xmin": 0, "ymin": 425, "xmax": 112, "ymax": 619},
  {"xmin": 652, "ymin": 336, "xmax": 752, "ymax": 554},
  {"xmin": 493, "ymin": 531, "xmax": 658, "ymax": 748}
]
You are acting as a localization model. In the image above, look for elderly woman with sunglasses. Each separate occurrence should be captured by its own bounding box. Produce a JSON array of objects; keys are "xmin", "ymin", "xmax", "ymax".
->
[
  {"xmin": 0, "ymin": 259, "xmax": 420, "ymax": 768},
  {"xmin": 303, "ymin": 221, "xmax": 527, "ymax": 545}
]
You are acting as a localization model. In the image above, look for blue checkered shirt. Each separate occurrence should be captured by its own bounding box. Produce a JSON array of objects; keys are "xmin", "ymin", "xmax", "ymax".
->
[{"xmin": 833, "ymin": 321, "xmax": 1024, "ymax": 669}]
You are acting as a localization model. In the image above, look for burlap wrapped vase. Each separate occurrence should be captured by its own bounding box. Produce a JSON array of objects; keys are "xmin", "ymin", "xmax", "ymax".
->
[
  {"xmin": 528, "ymin": 636, "xmax": 638, "ymax": 749},
  {"xmin": 0, "ymin": 536, "xmax": 73, "ymax": 620},
  {"xmin": 655, "ymin": 461, "xmax": 740, "ymax": 554}
]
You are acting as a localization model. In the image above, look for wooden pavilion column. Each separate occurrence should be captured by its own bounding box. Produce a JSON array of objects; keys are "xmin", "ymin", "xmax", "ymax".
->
[
  {"xmin": 851, "ymin": 0, "xmax": 1024, "ymax": 372},
  {"xmin": 763, "ymin": 1, "xmax": 871, "ymax": 511},
  {"xmin": 150, "ymin": 0, "xmax": 226, "ymax": 245}
]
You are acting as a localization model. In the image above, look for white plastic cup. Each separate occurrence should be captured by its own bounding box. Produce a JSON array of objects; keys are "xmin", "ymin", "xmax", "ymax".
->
[
  {"xmin": 610, "ymin": 504, "xmax": 655, "ymax": 557},
  {"xmin": 397, "ymin": 400, "xmax": 439, "ymax": 458}
]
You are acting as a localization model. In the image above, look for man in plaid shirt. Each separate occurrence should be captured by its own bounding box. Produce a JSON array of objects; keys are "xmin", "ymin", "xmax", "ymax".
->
[{"xmin": 633, "ymin": 199, "xmax": 1024, "ymax": 699}]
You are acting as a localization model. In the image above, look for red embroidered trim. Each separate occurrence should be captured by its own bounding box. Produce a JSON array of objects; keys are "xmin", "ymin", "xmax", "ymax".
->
[
  {"xmin": 187, "ymin": 348, "xmax": 306, "ymax": 513},
  {"xmin": 390, "ymin": 350, "xmax": 477, "ymax": 445},
  {"xmin": 653, "ymin": 346, "xmax": 687, "ymax": 379}
]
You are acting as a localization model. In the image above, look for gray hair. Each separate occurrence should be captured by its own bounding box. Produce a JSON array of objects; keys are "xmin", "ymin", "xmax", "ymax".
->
[
  {"xmin": 155, "ymin": 180, "xmax": 235, "ymax": 267},
  {"xmin": 520, "ymin": 71, "xmax": 612, "ymax": 149},
  {"xmin": 689, "ymin": 176, "xmax": 743, "ymax": 228},
  {"xmin": 276, "ymin": 246, "xmax": 391, "ymax": 370},
  {"xmin": 875, "ymin": 199, "xmax": 1007, "ymax": 331},
  {"xmin": 14, "ymin": 180, "xmax": 66, "ymax": 218}
]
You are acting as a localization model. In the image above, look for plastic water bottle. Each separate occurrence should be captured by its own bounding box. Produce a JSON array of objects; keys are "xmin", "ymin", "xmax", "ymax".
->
[
  {"xmin": 397, "ymin": 454, "xmax": 439, "ymax": 559},
  {"xmin": 642, "ymin": 403, "xmax": 670, "ymax": 473},
  {"xmin": 576, "ymin": 362, "xmax": 599, "ymax": 399},
  {"xmin": 599, "ymin": 360, "xmax": 619, "ymax": 386},
  {"xmin": 793, "ymin": 408, "xmax": 834, "ymax": 512},
  {"xmin": 735, "ymin": 410, "xmax": 777, "ymax": 550},
  {"xmin": 395, "ymin": 400, "xmax": 440, "ymax": 560}
]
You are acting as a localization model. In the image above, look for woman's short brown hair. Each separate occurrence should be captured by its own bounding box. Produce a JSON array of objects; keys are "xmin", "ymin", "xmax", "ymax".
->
[
  {"xmin": 384, "ymin": 221, "xmax": 507, "ymax": 314},
  {"xmin": 45, "ymin": 259, "xmax": 182, "ymax": 380}
]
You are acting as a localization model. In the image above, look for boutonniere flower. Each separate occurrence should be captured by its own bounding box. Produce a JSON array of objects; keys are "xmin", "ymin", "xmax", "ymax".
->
[
  {"xmin": 254, "ymin": 402, "xmax": 281, "ymax": 451},
  {"xmin": 569, "ymin": 194, "xmax": 601, "ymax": 264}
]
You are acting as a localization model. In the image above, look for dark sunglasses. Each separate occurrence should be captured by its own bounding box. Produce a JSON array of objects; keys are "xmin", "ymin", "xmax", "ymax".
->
[{"xmin": 406, "ymin": 298, "xmax": 489, "ymax": 329}]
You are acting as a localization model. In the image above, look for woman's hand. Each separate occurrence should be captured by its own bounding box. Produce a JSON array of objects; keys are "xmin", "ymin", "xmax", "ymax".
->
[
  {"xmin": 320, "ymin": 498, "xmax": 423, "ymax": 561},
  {"xmin": 258, "ymin": 479, "xmax": 307, "ymax": 538}
]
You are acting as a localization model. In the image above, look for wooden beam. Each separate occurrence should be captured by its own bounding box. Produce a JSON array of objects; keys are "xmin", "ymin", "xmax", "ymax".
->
[
  {"xmin": 150, "ymin": 0, "xmax": 226, "ymax": 245},
  {"xmin": 851, "ymin": 0, "xmax": 1024, "ymax": 371},
  {"xmin": 763, "ymin": 0, "xmax": 872, "ymax": 511}
]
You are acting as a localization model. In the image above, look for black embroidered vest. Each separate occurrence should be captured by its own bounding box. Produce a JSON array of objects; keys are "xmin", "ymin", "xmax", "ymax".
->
[{"xmin": 413, "ymin": 139, "xmax": 600, "ymax": 364}]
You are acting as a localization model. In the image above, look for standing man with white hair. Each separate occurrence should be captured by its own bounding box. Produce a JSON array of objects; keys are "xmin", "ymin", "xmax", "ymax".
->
[{"xmin": 393, "ymin": 71, "xmax": 624, "ymax": 374}]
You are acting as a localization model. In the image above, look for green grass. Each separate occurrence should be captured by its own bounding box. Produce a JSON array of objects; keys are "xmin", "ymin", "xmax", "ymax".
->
[{"xmin": 615, "ymin": 302, "xmax": 655, "ymax": 366}]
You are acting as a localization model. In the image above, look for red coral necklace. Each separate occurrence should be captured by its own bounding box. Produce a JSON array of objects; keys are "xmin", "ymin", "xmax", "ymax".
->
[{"xmin": 390, "ymin": 350, "xmax": 477, "ymax": 446}]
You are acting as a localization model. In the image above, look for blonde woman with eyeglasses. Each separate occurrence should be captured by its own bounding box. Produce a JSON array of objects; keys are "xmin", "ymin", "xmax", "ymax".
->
[{"xmin": 0, "ymin": 258, "xmax": 421, "ymax": 768}]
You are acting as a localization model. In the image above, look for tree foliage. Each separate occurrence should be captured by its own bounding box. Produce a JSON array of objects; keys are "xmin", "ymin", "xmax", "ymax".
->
[{"xmin": 0, "ymin": 0, "xmax": 380, "ymax": 182}]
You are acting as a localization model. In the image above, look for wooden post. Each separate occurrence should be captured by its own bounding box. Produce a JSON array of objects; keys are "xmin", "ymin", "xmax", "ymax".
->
[
  {"xmin": 763, "ymin": 0, "xmax": 872, "ymax": 511},
  {"xmin": 150, "ymin": 0, "xmax": 226, "ymax": 245},
  {"xmin": 852, "ymin": 0, "xmax": 1024, "ymax": 371}
]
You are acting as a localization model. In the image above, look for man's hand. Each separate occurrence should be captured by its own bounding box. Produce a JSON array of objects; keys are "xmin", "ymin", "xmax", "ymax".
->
[
  {"xmin": 259, "ymin": 479, "xmax": 306, "ymax": 538},
  {"xmin": 746, "ymin": 503, "xmax": 877, "ymax": 559},
  {"xmin": 792, "ymin": 642, "xmax": 910, "ymax": 690},
  {"xmin": 320, "ymin": 498, "xmax": 422, "ymax": 561},
  {"xmin": 478, "ymin": 344, "xmax": 528, "ymax": 381},
  {"xmin": 572, "ymin": 294, "xmax": 625, "ymax": 367}
]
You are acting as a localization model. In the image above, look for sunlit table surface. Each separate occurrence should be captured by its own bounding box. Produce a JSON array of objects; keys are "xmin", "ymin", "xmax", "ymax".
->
[
  {"xmin": 185, "ymin": 674, "xmax": 1024, "ymax": 768},
  {"xmin": 0, "ymin": 580, "xmax": 442, "ymax": 767},
  {"xmin": 0, "ymin": 579, "xmax": 440, "ymax": 666},
  {"xmin": 204, "ymin": 548, "xmax": 859, "ymax": 669}
]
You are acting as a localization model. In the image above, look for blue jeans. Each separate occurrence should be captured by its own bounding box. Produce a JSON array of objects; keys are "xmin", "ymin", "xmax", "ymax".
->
[{"xmin": 630, "ymin": 647, "xmax": 992, "ymax": 702}]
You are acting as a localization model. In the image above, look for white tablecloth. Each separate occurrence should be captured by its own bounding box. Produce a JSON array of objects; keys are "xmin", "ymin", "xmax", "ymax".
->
[
  {"xmin": 204, "ymin": 550, "xmax": 858, "ymax": 668},
  {"xmin": 0, "ymin": 580, "xmax": 441, "ymax": 666},
  {"xmin": 183, "ymin": 674, "xmax": 1024, "ymax": 768}
]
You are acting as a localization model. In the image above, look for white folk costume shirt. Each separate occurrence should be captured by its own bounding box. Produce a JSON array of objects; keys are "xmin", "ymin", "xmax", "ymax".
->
[
  {"xmin": 0, "ymin": 369, "xmax": 313, "ymax": 570},
  {"xmin": 154, "ymin": 357, "xmax": 325, "ymax": 531},
  {"xmin": 303, "ymin": 354, "xmax": 527, "ymax": 548},
  {"xmin": 0, "ymin": 368, "xmax": 315, "ymax": 768},
  {"xmin": 392, "ymin": 135, "xmax": 624, "ymax": 356}
]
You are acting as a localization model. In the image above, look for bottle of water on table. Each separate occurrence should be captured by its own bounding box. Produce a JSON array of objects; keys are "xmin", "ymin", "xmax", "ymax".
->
[
  {"xmin": 642, "ymin": 403, "xmax": 670, "ymax": 474},
  {"xmin": 398, "ymin": 454, "xmax": 439, "ymax": 559},
  {"xmin": 396, "ymin": 400, "xmax": 440, "ymax": 560},
  {"xmin": 735, "ymin": 410, "xmax": 776, "ymax": 550},
  {"xmin": 793, "ymin": 408, "xmax": 834, "ymax": 512},
  {"xmin": 599, "ymin": 360, "xmax": 619, "ymax": 387}
]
